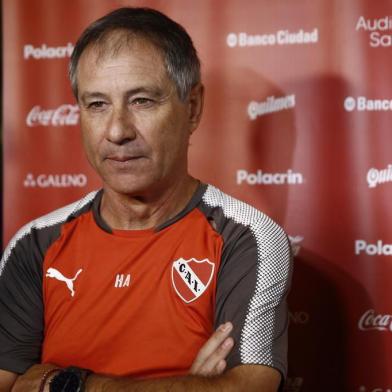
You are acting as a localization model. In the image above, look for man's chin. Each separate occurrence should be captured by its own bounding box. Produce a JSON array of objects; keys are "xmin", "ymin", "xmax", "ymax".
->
[{"xmin": 102, "ymin": 178, "xmax": 159, "ymax": 198}]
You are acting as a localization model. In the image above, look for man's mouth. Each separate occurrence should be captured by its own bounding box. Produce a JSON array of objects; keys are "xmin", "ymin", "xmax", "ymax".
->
[{"xmin": 105, "ymin": 155, "xmax": 143, "ymax": 162}]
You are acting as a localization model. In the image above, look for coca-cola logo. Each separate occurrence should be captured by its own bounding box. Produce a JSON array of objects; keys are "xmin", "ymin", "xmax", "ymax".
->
[
  {"xmin": 26, "ymin": 105, "xmax": 80, "ymax": 127},
  {"xmin": 358, "ymin": 309, "xmax": 392, "ymax": 331}
]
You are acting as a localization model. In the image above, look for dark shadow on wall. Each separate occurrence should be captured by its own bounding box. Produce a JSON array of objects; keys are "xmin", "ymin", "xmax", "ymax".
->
[
  {"xmin": 246, "ymin": 87, "xmax": 296, "ymax": 224},
  {"xmin": 192, "ymin": 62, "xmax": 383, "ymax": 390},
  {"xmin": 190, "ymin": 66, "xmax": 297, "ymax": 227},
  {"xmin": 286, "ymin": 250, "xmax": 382, "ymax": 392},
  {"xmin": 280, "ymin": 73, "xmax": 388, "ymax": 390}
]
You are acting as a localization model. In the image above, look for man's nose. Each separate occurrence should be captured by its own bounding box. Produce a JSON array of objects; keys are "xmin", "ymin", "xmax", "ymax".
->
[{"xmin": 106, "ymin": 106, "xmax": 137, "ymax": 145}]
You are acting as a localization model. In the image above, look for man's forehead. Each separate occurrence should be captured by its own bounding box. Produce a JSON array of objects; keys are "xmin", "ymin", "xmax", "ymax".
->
[
  {"xmin": 76, "ymin": 32, "xmax": 176, "ymax": 99},
  {"xmin": 79, "ymin": 30, "xmax": 164, "ymax": 67}
]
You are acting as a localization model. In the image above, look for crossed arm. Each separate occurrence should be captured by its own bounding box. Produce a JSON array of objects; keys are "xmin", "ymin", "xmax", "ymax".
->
[{"xmin": 0, "ymin": 323, "xmax": 281, "ymax": 392}]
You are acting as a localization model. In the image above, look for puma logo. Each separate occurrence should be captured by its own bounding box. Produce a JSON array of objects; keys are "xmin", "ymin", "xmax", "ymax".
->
[{"xmin": 46, "ymin": 268, "xmax": 83, "ymax": 297}]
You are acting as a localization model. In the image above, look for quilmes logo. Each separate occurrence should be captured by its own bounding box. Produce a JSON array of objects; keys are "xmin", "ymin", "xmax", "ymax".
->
[
  {"xmin": 23, "ymin": 173, "xmax": 87, "ymax": 188},
  {"xmin": 26, "ymin": 105, "xmax": 80, "ymax": 127},
  {"xmin": 358, "ymin": 309, "xmax": 392, "ymax": 332},
  {"xmin": 344, "ymin": 96, "xmax": 392, "ymax": 112},
  {"xmin": 237, "ymin": 169, "xmax": 304, "ymax": 185},
  {"xmin": 356, "ymin": 15, "xmax": 392, "ymax": 47},
  {"xmin": 24, "ymin": 43, "xmax": 74, "ymax": 59},
  {"xmin": 226, "ymin": 28, "xmax": 318, "ymax": 48},
  {"xmin": 367, "ymin": 165, "xmax": 392, "ymax": 188},
  {"xmin": 355, "ymin": 240, "xmax": 392, "ymax": 256},
  {"xmin": 248, "ymin": 95, "xmax": 295, "ymax": 120}
]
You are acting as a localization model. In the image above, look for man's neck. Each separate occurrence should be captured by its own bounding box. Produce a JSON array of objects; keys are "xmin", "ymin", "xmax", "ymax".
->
[{"xmin": 100, "ymin": 177, "xmax": 199, "ymax": 230}]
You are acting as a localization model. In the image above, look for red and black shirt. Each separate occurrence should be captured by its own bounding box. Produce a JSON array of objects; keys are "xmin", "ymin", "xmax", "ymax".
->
[{"xmin": 0, "ymin": 183, "xmax": 292, "ymax": 379}]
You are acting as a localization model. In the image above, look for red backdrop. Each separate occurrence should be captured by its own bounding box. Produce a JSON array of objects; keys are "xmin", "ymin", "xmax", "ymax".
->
[{"xmin": 3, "ymin": 1, "xmax": 392, "ymax": 390}]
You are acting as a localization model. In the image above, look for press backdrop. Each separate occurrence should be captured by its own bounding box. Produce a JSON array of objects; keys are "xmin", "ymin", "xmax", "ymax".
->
[{"xmin": 3, "ymin": 1, "xmax": 392, "ymax": 391}]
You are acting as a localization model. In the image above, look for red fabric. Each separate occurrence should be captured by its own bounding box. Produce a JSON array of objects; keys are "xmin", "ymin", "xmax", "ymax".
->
[{"xmin": 42, "ymin": 208, "xmax": 223, "ymax": 378}]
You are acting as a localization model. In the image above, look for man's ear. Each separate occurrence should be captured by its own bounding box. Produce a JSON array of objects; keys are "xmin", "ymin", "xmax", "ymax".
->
[{"xmin": 188, "ymin": 83, "xmax": 204, "ymax": 134}]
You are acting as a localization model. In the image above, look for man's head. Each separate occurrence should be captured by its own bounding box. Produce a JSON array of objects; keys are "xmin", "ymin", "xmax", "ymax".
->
[
  {"xmin": 73, "ymin": 8, "xmax": 204, "ymax": 198},
  {"xmin": 70, "ymin": 7, "xmax": 201, "ymax": 102}
]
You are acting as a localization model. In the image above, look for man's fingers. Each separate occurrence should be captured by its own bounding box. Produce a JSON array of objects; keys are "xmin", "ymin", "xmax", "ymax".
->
[
  {"xmin": 196, "ymin": 358, "xmax": 228, "ymax": 378},
  {"xmin": 190, "ymin": 322, "xmax": 233, "ymax": 373},
  {"xmin": 190, "ymin": 336, "xmax": 234, "ymax": 377},
  {"xmin": 197, "ymin": 337, "xmax": 234, "ymax": 377},
  {"xmin": 195, "ymin": 337, "xmax": 234, "ymax": 376},
  {"xmin": 197, "ymin": 322, "xmax": 233, "ymax": 362},
  {"xmin": 215, "ymin": 359, "xmax": 227, "ymax": 374}
]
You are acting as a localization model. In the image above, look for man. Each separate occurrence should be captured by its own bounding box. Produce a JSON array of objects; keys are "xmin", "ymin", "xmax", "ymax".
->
[{"xmin": 0, "ymin": 7, "xmax": 292, "ymax": 392}]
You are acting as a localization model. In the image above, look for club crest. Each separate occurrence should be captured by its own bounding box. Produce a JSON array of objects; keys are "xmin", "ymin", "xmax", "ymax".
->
[{"xmin": 171, "ymin": 258, "xmax": 215, "ymax": 303}]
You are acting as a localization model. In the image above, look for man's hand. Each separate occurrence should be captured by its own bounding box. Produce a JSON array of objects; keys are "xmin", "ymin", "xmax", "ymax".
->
[
  {"xmin": 7, "ymin": 364, "xmax": 59, "ymax": 392},
  {"xmin": 190, "ymin": 322, "xmax": 234, "ymax": 377},
  {"xmin": 0, "ymin": 369, "xmax": 18, "ymax": 392}
]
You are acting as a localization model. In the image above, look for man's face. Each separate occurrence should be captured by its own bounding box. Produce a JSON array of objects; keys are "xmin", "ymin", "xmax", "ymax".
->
[{"xmin": 76, "ymin": 35, "xmax": 202, "ymax": 198}]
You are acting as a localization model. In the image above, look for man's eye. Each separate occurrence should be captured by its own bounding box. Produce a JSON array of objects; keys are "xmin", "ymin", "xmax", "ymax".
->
[
  {"xmin": 87, "ymin": 101, "xmax": 106, "ymax": 110},
  {"xmin": 132, "ymin": 98, "xmax": 153, "ymax": 106}
]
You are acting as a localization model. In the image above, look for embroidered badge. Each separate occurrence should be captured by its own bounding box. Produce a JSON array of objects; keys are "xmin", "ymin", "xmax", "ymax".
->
[{"xmin": 171, "ymin": 258, "xmax": 215, "ymax": 303}]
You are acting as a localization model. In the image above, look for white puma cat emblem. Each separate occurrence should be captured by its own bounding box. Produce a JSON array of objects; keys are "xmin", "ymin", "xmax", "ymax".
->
[{"xmin": 46, "ymin": 268, "xmax": 83, "ymax": 297}]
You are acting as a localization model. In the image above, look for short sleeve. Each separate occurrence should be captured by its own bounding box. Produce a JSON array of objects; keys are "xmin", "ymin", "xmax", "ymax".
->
[
  {"xmin": 0, "ymin": 230, "xmax": 45, "ymax": 373},
  {"xmin": 199, "ymin": 185, "xmax": 292, "ymax": 380},
  {"xmin": 0, "ymin": 191, "xmax": 97, "ymax": 373},
  {"xmin": 215, "ymin": 216, "xmax": 292, "ymax": 378}
]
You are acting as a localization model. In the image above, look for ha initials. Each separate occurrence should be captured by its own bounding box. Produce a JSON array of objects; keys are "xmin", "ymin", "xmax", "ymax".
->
[{"xmin": 114, "ymin": 274, "xmax": 131, "ymax": 288}]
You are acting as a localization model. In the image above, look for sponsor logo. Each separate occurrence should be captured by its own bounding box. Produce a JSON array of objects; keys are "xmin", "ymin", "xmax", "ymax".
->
[
  {"xmin": 355, "ymin": 240, "xmax": 392, "ymax": 256},
  {"xmin": 46, "ymin": 267, "xmax": 82, "ymax": 297},
  {"xmin": 344, "ymin": 96, "xmax": 392, "ymax": 112},
  {"xmin": 288, "ymin": 235, "xmax": 304, "ymax": 257},
  {"xmin": 227, "ymin": 28, "xmax": 318, "ymax": 48},
  {"xmin": 367, "ymin": 165, "xmax": 392, "ymax": 188},
  {"xmin": 356, "ymin": 16, "xmax": 392, "ymax": 47},
  {"xmin": 237, "ymin": 169, "xmax": 304, "ymax": 185},
  {"xmin": 358, "ymin": 309, "xmax": 392, "ymax": 332},
  {"xmin": 289, "ymin": 311, "xmax": 309, "ymax": 325},
  {"xmin": 114, "ymin": 274, "xmax": 131, "ymax": 288},
  {"xmin": 248, "ymin": 95, "xmax": 295, "ymax": 120},
  {"xmin": 23, "ymin": 173, "xmax": 87, "ymax": 188},
  {"xmin": 23, "ymin": 43, "xmax": 74, "ymax": 59},
  {"xmin": 359, "ymin": 387, "xmax": 392, "ymax": 392},
  {"xmin": 284, "ymin": 377, "xmax": 304, "ymax": 392},
  {"xmin": 172, "ymin": 258, "xmax": 215, "ymax": 303},
  {"xmin": 26, "ymin": 104, "xmax": 80, "ymax": 127}
]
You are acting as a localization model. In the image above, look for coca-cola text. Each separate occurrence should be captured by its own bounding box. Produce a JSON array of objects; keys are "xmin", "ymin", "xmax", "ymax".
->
[{"xmin": 26, "ymin": 105, "xmax": 79, "ymax": 127}]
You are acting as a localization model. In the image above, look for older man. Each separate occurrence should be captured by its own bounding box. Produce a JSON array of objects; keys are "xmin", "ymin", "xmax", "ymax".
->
[{"xmin": 0, "ymin": 7, "xmax": 292, "ymax": 392}]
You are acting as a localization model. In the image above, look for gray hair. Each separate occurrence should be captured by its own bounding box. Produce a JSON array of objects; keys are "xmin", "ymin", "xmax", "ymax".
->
[{"xmin": 69, "ymin": 7, "xmax": 201, "ymax": 101}]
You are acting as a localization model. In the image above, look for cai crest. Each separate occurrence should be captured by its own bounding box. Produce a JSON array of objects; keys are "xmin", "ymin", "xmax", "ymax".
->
[{"xmin": 171, "ymin": 258, "xmax": 215, "ymax": 303}]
